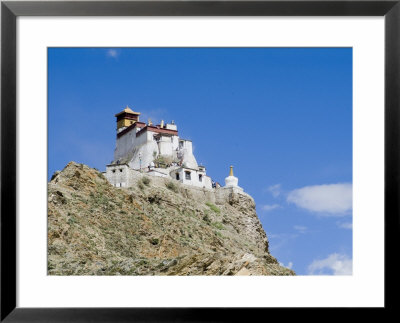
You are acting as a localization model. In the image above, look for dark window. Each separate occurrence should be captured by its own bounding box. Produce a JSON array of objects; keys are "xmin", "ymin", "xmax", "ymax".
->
[
  {"xmin": 199, "ymin": 174, "xmax": 203, "ymax": 182},
  {"xmin": 120, "ymin": 169, "xmax": 123, "ymax": 172},
  {"xmin": 176, "ymin": 173, "xmax": 180, "ymax": 180},
  {"xmin": 112, "ymin": 170, "xmax": 115, "ymax": 173},
  {"xmin": 185, "ymin": 171, "xmax": 191, "ymax": 180}
]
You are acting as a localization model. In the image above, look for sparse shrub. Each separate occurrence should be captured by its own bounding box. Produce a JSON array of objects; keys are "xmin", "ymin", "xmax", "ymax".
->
[
  {"xmin": 202, "ymin": 214, "xmax": 211, "ymax": 224},
  {"xmin": 47, "ymin": 261, "xmax": 55, "ymax": 271},
  {"xmin": 150, "ymin": 238, "xmax": 159, "ymax": 245},
  {"xmin": 68, "ymin": 216, "xmax": 77, "ymax": 225},
  {"xmin": 137, "ymin": 259, "xmax": 148, "ymax": 266},
  {"xmin": 205, "ymin": 202, "xmax": 220, "ymax": 214},
  {"xmin": 147, "ymin": 195, "xmax": 161, "ymax": 204},
  {"xmin": 141, "ymin": 177, "xmax": 151, "ymax": 186},
  {"xmin": 212, "ymin": 222, "xmax": 224, "ymax": 230},
  {"xmin": 138, "ymin": 182, "xmax": 145, "ymax": 190},
  {"xmin": 166, "ymin": 181, "xmax": 178, "ymax": 193},
  {"xmin": 154, "ymin": 155, "xmax": 173, "ymax": 168},
  {"xmin": 107, "ymin": 202, "xmax": 115, "ymax": 211}
]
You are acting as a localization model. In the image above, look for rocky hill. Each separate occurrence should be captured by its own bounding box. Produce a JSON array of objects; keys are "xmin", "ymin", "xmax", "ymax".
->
[{"xmin": 48, "ymin": 162, "xmax": 295, "ymax": 276}]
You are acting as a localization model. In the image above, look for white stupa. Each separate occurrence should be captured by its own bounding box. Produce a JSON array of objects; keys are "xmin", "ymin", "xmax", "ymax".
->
[
  {"xmin": 225, "ymin": 165, "xmax": 238, "ymax": 187},
  {"xmin": 224, "ymin": 165, "xmax": 243, "ymax": 192}
]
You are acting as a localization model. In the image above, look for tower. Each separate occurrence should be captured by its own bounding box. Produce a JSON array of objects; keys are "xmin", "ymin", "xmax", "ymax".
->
[{"xmin": 115, "ymin": 106, "xmax": 141, "ymax": 131}]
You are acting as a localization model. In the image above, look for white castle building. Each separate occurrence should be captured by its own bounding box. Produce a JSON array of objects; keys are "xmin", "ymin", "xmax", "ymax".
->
[{"xmin": 105, "ymin": 106, "xmax": 244, "ymax": 194}]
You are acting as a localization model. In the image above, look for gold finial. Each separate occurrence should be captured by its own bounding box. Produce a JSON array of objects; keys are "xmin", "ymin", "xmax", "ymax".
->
[
  {"xmin": 160, "ymin": 120, "xmax": 164, "ymax": 128},
  {"xmin": 148, "ymin": 118, "xmax": 153, "ymax": 126},
  {"xmin": 229, "ymin": 165, "xmax": 233, "ymax": 176}
]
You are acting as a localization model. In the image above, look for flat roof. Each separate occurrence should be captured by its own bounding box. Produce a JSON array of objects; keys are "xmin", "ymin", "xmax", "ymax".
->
[{"xmin": 136, "ymin": 125, "xmax": 178, "ymax": 137}]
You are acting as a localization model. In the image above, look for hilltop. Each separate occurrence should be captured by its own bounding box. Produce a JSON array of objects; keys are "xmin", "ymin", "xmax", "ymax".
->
[{"xmin": 48, "ymin": 162, "xmax": 294, "ymax": 276}]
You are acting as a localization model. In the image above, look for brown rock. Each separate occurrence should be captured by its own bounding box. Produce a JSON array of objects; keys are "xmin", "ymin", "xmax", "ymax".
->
[{"xmin": 47, "ymin": 161, "xmax": 295, "ymax": 276}]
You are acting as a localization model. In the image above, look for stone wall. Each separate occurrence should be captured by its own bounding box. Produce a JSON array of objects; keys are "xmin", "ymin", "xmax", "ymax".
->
[{"xmin": 105, "ymin": 164, "xmax": 250, "ymax": 206}]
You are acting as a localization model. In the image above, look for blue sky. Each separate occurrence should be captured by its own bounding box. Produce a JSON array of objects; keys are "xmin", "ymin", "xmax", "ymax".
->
[{"xmin": 48, "ymin": 48, "xmax": 352, "ymax": 275}]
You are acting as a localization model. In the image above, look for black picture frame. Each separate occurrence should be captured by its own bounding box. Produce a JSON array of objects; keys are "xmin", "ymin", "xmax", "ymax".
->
[{"xmin": 1, "ymin": 0, "xmax": 399, "ymax": 321}]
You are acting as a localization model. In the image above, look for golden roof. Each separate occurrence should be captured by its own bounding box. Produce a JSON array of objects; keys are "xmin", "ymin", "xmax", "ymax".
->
[{"xmin": 115, "ymin": 106, "xmax": 141, "ymax": 117}]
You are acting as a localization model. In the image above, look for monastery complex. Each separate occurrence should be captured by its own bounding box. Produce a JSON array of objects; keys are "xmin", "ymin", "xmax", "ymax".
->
[{"xmin": 104, "ymin": 106, "xmax": 245, "ymax": 195}]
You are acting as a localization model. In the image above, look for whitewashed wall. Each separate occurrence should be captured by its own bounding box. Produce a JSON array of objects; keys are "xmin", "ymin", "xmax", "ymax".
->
[
  {"xmin": 114, "ymin": 130, "xmax": 136, "ymax": 161},
  {"xmin": 128, "ymin": 141, "xmax": 159, "ymax": 170},
  {"xmin": 180, "ymin": 140, "xmax": 198, "ymax": 169},
  {"xmin": 104, "ymin": 164, "xmax": 130, "ymax": 187},
  {"xmin": 157, "ymin": 136, "xmax": 174, "ymax": 156},
  {"xmin": 171, "ymin": 167, "xmax": 212, "ymax": 189}
]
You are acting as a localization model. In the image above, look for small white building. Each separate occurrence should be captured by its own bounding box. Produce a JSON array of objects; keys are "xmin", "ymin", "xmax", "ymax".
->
[
  {"xmin": 104, "ymin": 163, "xmax": 132, "ymax": 188},
  {"xmin": 170, "ymin": 165, "xmax": 212, "ymax": 189}
]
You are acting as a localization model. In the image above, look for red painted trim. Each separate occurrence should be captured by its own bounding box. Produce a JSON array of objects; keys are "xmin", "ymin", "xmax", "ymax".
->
[
  {"xmin": 116, "ymin": 121, "xmax": 146, "ymax": 138},
  {"xmin": 117, "ymin": 122, "xmax": 178, "ymax": 139},
  {"xmin": 135, "ymin": 125, "xmax": 178, "ymax": 137}
]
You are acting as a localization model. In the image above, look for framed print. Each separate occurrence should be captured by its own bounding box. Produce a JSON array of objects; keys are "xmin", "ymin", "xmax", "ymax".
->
[{"xmin": 1, "ymin": 0, "xmax": 399, "ymax": 321}]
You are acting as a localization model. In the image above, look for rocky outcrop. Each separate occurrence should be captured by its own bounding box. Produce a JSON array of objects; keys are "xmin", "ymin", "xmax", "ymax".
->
[{"xmin": 48, "ymin": 162, "xmax": 295, "ymax": 276}]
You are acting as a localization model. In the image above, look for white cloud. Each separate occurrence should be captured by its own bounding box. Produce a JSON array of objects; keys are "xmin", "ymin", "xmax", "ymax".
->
[
  {"xmin": 337, "ymin": 221, "xmax": 353, "ymax": 229},
  {"xmin": 261, "ymin": 204, "xmax": 280, "ymax": 212},
  {"xmin": 268, "ymin": 184, "xmax": 282, "ymax": 198},
  {"xmin": 287, "ymin": 183, "xmax": 352, "ymax": 215},
  {"xmin": 293, "ymin": 225, "xmax": 307, "ymax": 234},
  {"xmin": 140, "ymin": 108, "xmax": 167, "ymax": 125},
  {"xmin": 308, "ymin": 253, "xmax": 352, "ymax": 275},
  {"xmin": 107, "ymin": 49, "xmax": 119, "ymax": 58},
  {"xmin": 279, "ymin": 261, "xmax": 294, "ymax": 269}
]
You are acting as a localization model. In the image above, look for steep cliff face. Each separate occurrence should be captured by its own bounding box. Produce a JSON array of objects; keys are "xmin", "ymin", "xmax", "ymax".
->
[{"xmin": 48, "ymin": 162, "xmax": 294, "ymax": 276}]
